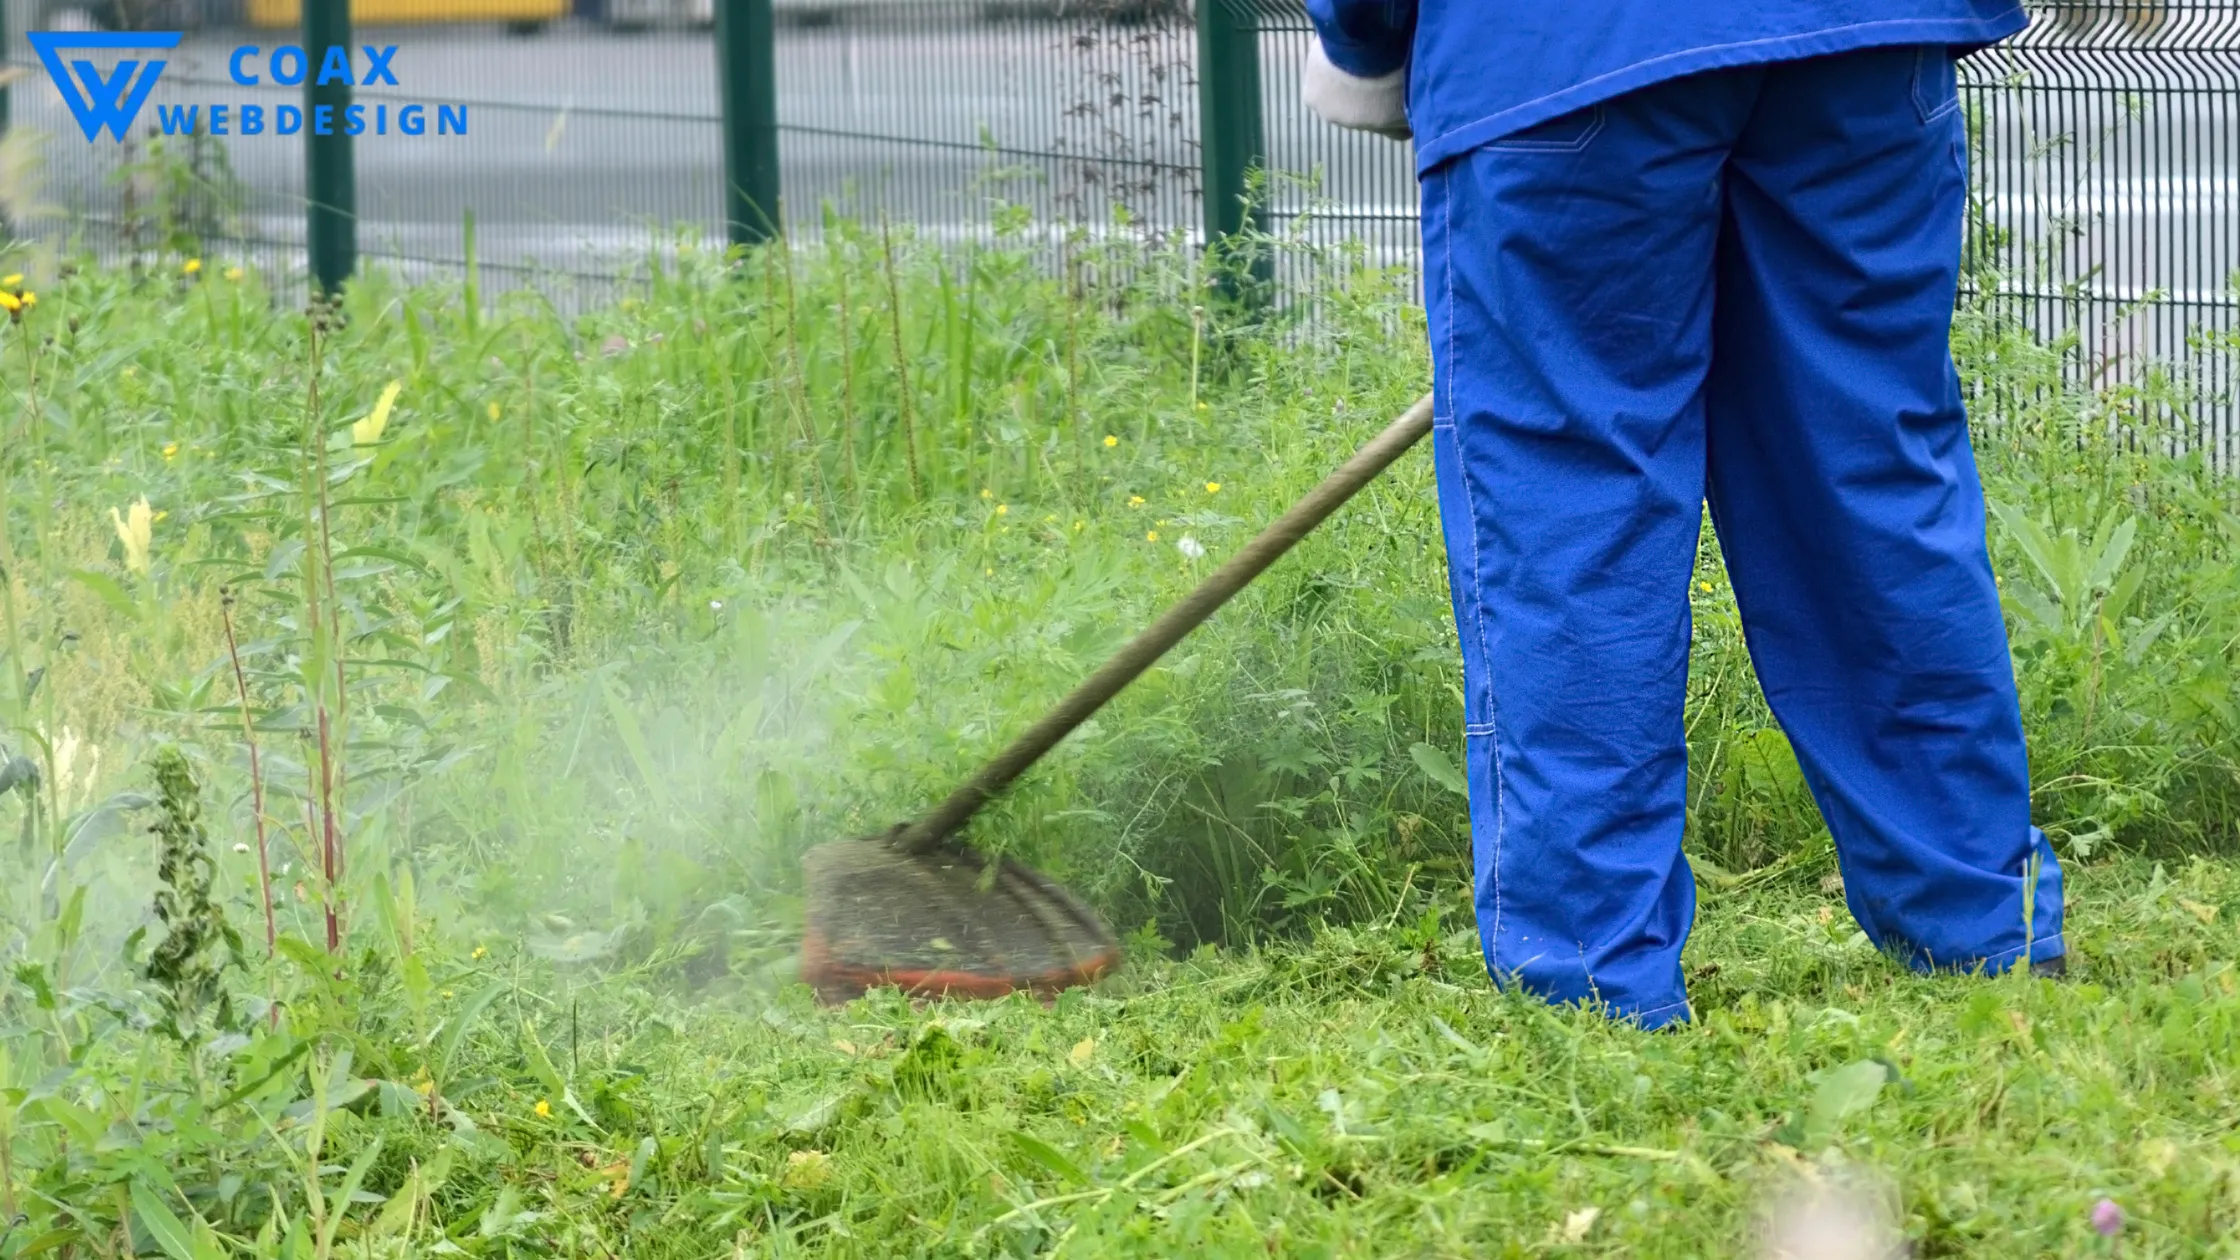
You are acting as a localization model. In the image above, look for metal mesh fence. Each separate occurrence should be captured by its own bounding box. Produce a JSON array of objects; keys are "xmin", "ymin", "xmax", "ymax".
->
[
  {"xmin": 1, "ymin": 0, "xmax": 2233, "ymax": 455},
  {"xmin": 1964, "ymin": 2, "xmax": 2239, "ymax": 465}
]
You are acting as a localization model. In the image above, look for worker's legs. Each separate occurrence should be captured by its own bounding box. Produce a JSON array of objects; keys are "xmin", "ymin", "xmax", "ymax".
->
[
  {"xmin": 1420, "ymin": 71, "xmax": 1765, "ymax": 1027},
  {"xmin": 1705, "ymin": 47, "xmax": 2064, "ymax": 972},
  {"xmin": 1423, "ymin": 45, "xmax": 2065, "ymax": 1028}
]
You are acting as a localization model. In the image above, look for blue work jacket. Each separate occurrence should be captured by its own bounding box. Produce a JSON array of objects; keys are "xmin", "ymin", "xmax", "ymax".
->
[{"xmin": 1303, "ymin": 0, "xmax": 2029, "ymax": 172}]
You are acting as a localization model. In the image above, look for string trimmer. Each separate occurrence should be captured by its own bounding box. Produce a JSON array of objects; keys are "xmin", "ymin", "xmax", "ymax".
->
[{"xmin": 800, "ymin": 393, "xmax": 1436, "ymax": 1003}]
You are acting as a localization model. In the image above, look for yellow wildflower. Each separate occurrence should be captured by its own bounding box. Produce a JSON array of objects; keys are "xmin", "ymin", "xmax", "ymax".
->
[
  {"xmin": 1146, "ymin": 531, "xmax": 1160, "ymax": 543},
  {"xmin": 152, "ymin": 510, "xmax": 168, "ymax": 523},
  {"xmin": 1127, "ymin": 495, "xmax": 1145, "ymax": 508},
  {"xmin": 110, "ymin": 498, "xmax": 153, "ymax": 575},
  {"xmin": 162, "ymin": 443, "xmax": 179, "ymax": 462},
  {"xmin": 224, "ymin": 266, "xmax": 244, "ymax": 282},
  {"xmin": 18, "ymin": 292, "xmax": 32, "ymax": 310},
  {"xmin": 440, "ymin": 989, "xmax": 454, "ymax": 999},
  {"xmin": 487, "ymin": 401, "xmax": 502, "ymax": 421},
  {"xmin": 1698, "ymin": 581, "xmax": 1713, "ymax": 593},
  {"xmin": 980, "ymin": 487, "xmax": 994, "ymax": 500},
  {"xmin": 783, "ymin": 1149, "xmax": 833, "ymax": 1191},
  {"xmin": 0, "ymin": 274, "xmax": 19, "ymax": 286},
  {"xmin": 1103, "ymin": 434, "xmax": 1119, "ymax": 448},
  {"xmin": 182, "ymin": 258, "xmax": 202, "ymax": 275},
  {"xmin": 472, "ymin": 945, "xmax": 488, "ymax": 959},
  {"xmin": 534, "ymin": 1099, "xmax": 552, "ymax": 1118},
  {"xmin": 995, "ymin": 504, "xmax": 1009, "ymax": 516},
  {"xmin": 1204, "ymin": 482, "xmax": 1221, "ymax": 494},
  {"xmin": 1073, "ymin": 520, "xmax": 1084, "ymax": 532},
  {"xmin": 0, "ymin": 291, "xmax": 18, "ymax": 316},
  {"xmin": 353, "ymin": 380, "xmax": 402, "ymax": 446},
  {"xmin": 1195, "ymin": 401, "xmax": 1208, "ymax": 412}
]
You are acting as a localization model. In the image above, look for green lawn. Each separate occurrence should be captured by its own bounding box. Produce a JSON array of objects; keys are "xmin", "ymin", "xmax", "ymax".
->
[{"xmin": 0, "ymin": 228, "xmax": 2234, "ymax": 1256}]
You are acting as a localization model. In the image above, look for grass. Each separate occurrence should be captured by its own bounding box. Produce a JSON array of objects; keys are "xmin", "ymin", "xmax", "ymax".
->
[{"xmin": 0, "ymin": 218, "xmax": 2235, "ymax": 1256}]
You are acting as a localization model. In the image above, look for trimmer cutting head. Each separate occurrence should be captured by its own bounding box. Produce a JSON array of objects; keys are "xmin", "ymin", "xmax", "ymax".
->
[{"xmin": 799, "ymin": 828, "xmax": 1120, "ymax": 1004}]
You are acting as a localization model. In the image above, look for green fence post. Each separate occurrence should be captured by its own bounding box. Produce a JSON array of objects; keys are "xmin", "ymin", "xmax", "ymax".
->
[
  {"xmin": 1195, "ymin": 0, "xmax": 1268, "ymax": 290},
  {"xmin": 305, "ymin": 0, "xmax": 357, "ymax": 293},
  {"xmin": 717, "ymin": 0, "xmax": 781, "ymax": 247}
]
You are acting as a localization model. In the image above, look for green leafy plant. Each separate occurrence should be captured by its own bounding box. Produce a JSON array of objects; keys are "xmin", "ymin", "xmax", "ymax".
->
[{"xmin": 139, "ymin": 747, "xmax": 244, "ymax": 1045}]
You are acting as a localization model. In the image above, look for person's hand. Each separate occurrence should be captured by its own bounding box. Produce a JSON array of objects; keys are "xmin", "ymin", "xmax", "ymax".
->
[{"xmin": 1301, "ymin": 42, "xmax": 1409, "ymax": 141}]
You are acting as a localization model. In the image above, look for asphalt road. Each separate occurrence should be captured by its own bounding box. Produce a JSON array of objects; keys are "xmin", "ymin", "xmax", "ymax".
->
[{"xmin": 6, "ymin": 17, "xmax": 2234, "ymax": 323}]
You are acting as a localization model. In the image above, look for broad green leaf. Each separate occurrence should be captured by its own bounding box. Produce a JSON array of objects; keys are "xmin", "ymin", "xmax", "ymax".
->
[
  {"xmin": 1805, "ymin": 1059, "xmax": 1890, "ymax": 1143},
  {"xmin": 1409, "ymin": 741, "xmax": 1469, "ymax": 799},
  {"xmin": 2102, "ymin": 560, "xmax": 2147, "ymax": 625},
  {"xmin": 67, "ymin": 569, "xmax": 139, "ymax": 619},
  {"xmin": 1008, "ymin": 1131, "xmax": 1087, "ymax": 1185},
  {"xmin": 2087, "ymin": 514, "xmax": 2137, "ymax": 597},
  {"xmin": 1989, "ymin": 501, "xmax": 2071, "ymax": 610},
  {"xmin": 130, "ymin": 1182, "xmax": 220, "ymax": 1260}
]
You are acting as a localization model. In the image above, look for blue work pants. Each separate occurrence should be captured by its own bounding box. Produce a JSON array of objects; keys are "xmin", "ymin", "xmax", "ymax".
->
[{"xmin": 1422, "ymin": 45, "xmax": 2066, "ymax": 1027}]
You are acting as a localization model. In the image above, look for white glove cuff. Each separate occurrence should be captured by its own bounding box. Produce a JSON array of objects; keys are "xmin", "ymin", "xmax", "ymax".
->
[{"xmin": 1301, "ymin": 41, "xmax": 1410, "ymax": 139}]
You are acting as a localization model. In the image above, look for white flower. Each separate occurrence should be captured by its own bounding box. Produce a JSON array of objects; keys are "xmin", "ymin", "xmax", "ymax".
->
[
  {"xmin": 709, "ymin": 600, "xmax": 724, "ymax": 612},
  {"xmin": 1176, "ymin": 535, "xmax": 1206, "ymax": 560},
  {"xmin": 233, "ymin": 843, "xmax": 251, "ymax": 854}
]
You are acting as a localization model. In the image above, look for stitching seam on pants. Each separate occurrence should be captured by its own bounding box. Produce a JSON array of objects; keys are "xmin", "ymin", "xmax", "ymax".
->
[{"xmin": 1445, "ymin": 183, "xmax": 1506, "ymax": 954}]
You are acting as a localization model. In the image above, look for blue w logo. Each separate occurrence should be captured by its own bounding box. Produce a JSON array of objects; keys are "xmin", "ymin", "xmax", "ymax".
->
[{"xmin": 27, "ymin": 31, "xmax": 183, "ymax": 143}]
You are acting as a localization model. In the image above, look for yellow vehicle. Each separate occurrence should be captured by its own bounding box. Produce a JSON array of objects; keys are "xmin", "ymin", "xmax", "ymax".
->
[{"xmin": 244, "ymin": 0, "xmax": 568, "ymax": 28}]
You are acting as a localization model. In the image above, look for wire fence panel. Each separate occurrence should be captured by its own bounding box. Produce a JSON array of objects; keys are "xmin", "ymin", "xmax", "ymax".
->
[
  {"xmin": 1964, "ymin": 2, "xmax": 2239, "ymax": 466},
  {"xmin": 770, "ymin": 1, "xmax": 1201, "ymax": 245},
  {"xmin": 1, "ymin": 0, "xmax": 2232, "ymax": 453},
  {"xmin": 1248, "ymin": 2, "xmax": 1413, "ymax": 274}
]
